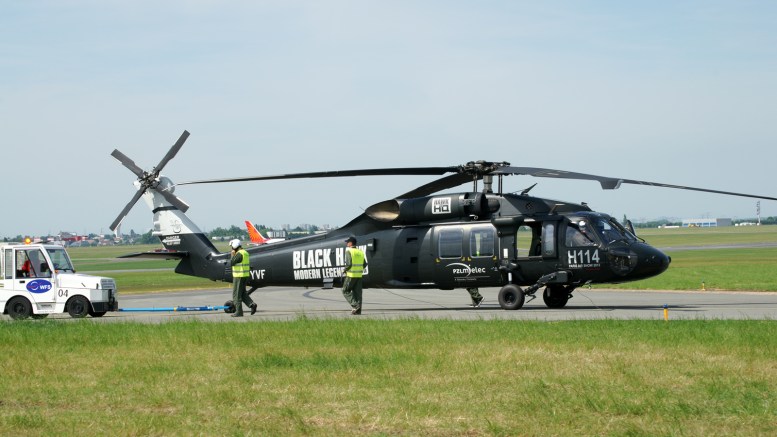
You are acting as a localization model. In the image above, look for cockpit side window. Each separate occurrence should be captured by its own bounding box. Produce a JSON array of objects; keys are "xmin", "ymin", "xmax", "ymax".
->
[{"xmin": 566, "ymin": 222, "xmax": 598, "ymax": 247}]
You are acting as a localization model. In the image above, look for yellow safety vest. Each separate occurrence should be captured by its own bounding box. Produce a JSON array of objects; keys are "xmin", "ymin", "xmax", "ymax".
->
[
  {"xmin": 346, "ymin": 247, "xmax": 365, "ymax": 278},
  {"xmin": 232, "ymin": 249, "xmax": 250, "ymax": 278}
]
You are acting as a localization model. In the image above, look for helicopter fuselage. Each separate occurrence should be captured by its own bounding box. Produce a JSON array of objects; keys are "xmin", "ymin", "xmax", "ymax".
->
[
  {"xmin": 110, "ymin": 132, "xmax": 776, "ymax": 311},
  {"xmin": 155, "ymin": 191, "xmax": 670, "ymax": 310}
]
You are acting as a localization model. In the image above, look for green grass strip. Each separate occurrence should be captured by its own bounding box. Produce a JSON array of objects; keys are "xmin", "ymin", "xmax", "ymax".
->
[{"xmin": 1, "ymin": 319, "xmax": 775, "ymax": 436}]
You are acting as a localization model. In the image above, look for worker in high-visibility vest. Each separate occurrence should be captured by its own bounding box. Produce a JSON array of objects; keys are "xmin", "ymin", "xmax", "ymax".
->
[
  {"xmin": 342, "ymin": 236, "xmax": 368, "ymax": 315},
  {"xmin": 229, "ymin": 239, "xmax": 257, "ymax": 317}
]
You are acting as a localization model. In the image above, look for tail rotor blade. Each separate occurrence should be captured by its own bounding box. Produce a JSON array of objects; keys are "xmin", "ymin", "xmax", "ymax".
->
[
  {"xmin": 110, "ymin": 188, "xmax": 146, "ymax": 231},
  {"xmin": 111, "ymin": 149, "xmax": 146, "ymax": 178},
  {"xmin": 154, "ymin": 130, "xmax": 190, "ymax": 174},
  {"xmin": 158, "ymin": 188, "xmax": 190, "ymax": 213}
]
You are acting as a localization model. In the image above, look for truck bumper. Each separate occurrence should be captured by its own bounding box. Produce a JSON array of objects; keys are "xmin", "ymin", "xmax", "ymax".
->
[{"xmin": 93, "ymin": 298, "xmax": 119, "ymax": 313}]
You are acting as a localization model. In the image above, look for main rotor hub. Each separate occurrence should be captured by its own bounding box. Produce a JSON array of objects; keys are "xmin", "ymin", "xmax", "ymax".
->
[{"xmin": 460, "ymin": 161, "xmax": 511, "ymax": 176}]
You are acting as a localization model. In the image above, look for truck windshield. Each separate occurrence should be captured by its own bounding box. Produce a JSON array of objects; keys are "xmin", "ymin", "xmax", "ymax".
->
[{"xmin": 47, "ymin": 247, "xmax": 75, "ymax": 272}]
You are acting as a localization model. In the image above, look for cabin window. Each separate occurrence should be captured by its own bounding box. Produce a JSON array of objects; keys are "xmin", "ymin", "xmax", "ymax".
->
[
  {"xmin": 439, "ymin": 228, "xmax": 463, "ymax": 259},
  {"xmin": 542, "ymin": 223, "xmax": 557, "ymax": 257},
  {"xmin": 470, "ymin": 227, "xmax": 495, "ymax": 257},
  {"xmin": 516, "ymin": 224, "xmax": 541, "ymax": 257}
]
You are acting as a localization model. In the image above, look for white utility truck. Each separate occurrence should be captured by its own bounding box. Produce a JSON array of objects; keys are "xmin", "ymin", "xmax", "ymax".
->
[{"xmin": 1, "ymin": 242, "xmax": 118, "ymax": 319}]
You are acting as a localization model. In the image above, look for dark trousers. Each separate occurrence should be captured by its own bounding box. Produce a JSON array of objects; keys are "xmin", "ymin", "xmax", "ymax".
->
[
  {"xmin": 342, "ymin": 276, "xmax": 363, "ymax": 309},
  {"xmin": 232, "ymin": 276, "xmax": 255, "ymax": 315}
]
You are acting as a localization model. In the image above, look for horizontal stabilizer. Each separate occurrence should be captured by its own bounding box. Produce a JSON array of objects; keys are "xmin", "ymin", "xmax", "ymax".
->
[{"xmin": 118, "ymin": 250, "xmax": 189, "ymax": 260}]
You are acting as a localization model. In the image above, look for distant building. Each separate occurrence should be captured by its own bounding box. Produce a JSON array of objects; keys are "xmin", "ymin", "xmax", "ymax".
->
[{"xmin": 682, "ymin": 218, "xmax": 732, "ymax": 227}]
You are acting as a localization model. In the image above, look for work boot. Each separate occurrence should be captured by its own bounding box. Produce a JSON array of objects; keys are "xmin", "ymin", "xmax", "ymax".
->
[
  {"xmin": 351, "ymin": 307, "xmax": 361, "ymax": 315},
  {"xmin": 250, "ymin": 303, "xmax": 258, "ymax": 315},
  {"xmin": 231, "ymin": 313, "xmax": 243, "ymax": 317}
]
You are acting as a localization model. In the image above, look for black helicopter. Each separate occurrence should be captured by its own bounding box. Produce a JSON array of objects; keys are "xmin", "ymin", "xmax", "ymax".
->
[{"xmin": 109, "ymin": 131, "xmax": 777, "ymax": 310}]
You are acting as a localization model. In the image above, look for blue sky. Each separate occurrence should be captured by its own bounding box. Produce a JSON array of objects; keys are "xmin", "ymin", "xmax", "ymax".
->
[{"xmin": 2, "ymin": 1, "xmax": 776, "ymax": 237}]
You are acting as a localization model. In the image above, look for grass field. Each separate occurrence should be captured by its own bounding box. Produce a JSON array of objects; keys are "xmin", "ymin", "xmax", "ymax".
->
[
  {"xmin": 67, "ymin": 225, "xmax": 777, "ymax": 293},
  {"xmin": 1, "ymin": 319, "xmax": 775, "ymax": 436}
]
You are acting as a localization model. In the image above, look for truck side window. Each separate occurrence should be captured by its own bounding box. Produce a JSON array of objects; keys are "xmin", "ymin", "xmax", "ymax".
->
[
  {"xmin": 17, "ymin": 251, "xmax": 33, "ymax": 278},
  {"xmin": 3, "ymin": 249, "xmax": 10, "ymax": 279}
]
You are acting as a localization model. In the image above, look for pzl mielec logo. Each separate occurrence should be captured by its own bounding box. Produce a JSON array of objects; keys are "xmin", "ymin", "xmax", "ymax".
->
[{"xmin": 26, "ymin": 280, "xmax": 53, "ymax": 294}]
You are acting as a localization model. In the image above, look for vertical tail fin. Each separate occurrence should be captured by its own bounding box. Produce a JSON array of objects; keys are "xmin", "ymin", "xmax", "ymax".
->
[{"xmin": 245, "ymin": 220, "xmax": 269, "ymax": 244}]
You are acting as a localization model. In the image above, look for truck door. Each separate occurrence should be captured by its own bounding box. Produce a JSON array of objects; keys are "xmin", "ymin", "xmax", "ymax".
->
[
  {"xmin": 12, "ymin": 248, "xmax": 57, "ymax": 305},
  {"xmin": 1, "ymin": 249, "xmax": 11, "ymax": 301}
]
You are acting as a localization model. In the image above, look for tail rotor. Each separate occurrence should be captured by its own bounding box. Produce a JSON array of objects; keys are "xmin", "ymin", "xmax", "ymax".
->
[{"xmin": 109, "ymin": 130, "xmax": 191, "ymax": 231}]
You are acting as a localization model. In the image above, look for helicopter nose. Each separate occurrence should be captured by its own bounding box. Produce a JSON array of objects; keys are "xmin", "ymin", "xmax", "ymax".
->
[
  {"xmin": 640, "ymin": 245, "xmax": 671, "ymax": 278},
  {"xmin": 622, "ymin": 243, "xmax": 670, "ymax": 280}
]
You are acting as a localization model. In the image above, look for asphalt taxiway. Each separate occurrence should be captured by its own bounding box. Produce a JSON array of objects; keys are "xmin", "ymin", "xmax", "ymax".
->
[{"xmin": 11, "ymin": 286, "xmax": 775, "ymax": 323}]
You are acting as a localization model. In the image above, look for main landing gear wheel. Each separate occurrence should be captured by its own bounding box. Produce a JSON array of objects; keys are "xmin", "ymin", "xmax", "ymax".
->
[
  {"xmin": 498, "ymin": 284, "xmax": 525, "ymax": 310},
  {"xmin": 67, "ymin": 296, "xmax": 90, "ymax": 318},
  {"xmin": 542, "ymin": 285, "xmax": 570, "ymax": 309},
  {"xmin": 7, "ymin": 296, "xmax": 33, "ymax": 320},
  {"xmin": 224, "ymin": 300, "xmax": 236, "ymax": 314}
]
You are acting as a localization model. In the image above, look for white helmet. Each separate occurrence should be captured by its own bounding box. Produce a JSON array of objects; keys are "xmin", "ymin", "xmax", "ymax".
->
[{"xmin": 229, "ymin": 239, "xmax": 241, "ymax": 250}]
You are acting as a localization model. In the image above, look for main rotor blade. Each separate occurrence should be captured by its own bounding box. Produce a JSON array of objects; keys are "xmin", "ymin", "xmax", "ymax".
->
[
  {"xmin": 109, "ymin": 188, "xmax": 146, "ymax": 231},
  {"xmin": 499, "ymin": 166, "xmax": 777, "ymax": 201},
  {"xmin": 397, "ymin": 173, "xmax": 478, "ymax": 199},
  {"xmin": 178, "ymin": 166, "xmax": 458, "ymax": 186},
  {"xmin": 154, "ymin": 130, "xmax": 190, "ymax": 175},
  {"xmin": 111, "ymin": 149, "xmax": 146, "ymax": 178}
]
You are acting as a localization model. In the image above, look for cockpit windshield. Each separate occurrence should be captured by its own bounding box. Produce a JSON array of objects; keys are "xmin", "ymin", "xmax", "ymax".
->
[
  {"xmin": 568, "ymin": 215, "xmax": 638, "ymax": 246},
  {"xmin": 47, "ymin": 247, "xmax": 76, "ymax": 272},
  {"xmin": 590, "ymin": 216, "xmax": 638, "ymax": 244}
]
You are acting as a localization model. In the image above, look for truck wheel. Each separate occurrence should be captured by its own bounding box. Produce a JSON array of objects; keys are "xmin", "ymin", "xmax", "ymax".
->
[
  {"xmin": 498, "ymin": 284, "xmax": 525, "ymax": 310},
  {"xmin": 67, "ymin": 296, "xmax": 90, "ymax": 318},
  {"xmin": 7, "ymin": 297, "xmax": 32, "ymax": 320},
  {"xmin": 89, "ymin": 309, "xmax": 107, "ymax": 317},
  {"xmin": 224, "ymin": 300, "xmax": 236, "ymax": 314}
]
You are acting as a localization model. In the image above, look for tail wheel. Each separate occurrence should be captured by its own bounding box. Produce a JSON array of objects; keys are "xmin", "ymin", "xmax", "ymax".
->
[
  {"xmin": 498, "ymin": 284, "xmax": 525, "ymax": 310},
  {"xmin": 543, "ymin": 285, "xmax": 571, "ymax": 309},
  {"xmin": 224, "ymin": 300, "xmax": 236, "ymax": 314},
  {"xmin": 7, "ymin": 297, "xmax": 33, "ymax": 320},
  {"xmin": 67, "ymin": 296, "xmax": 90, "ymax": 318}
]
